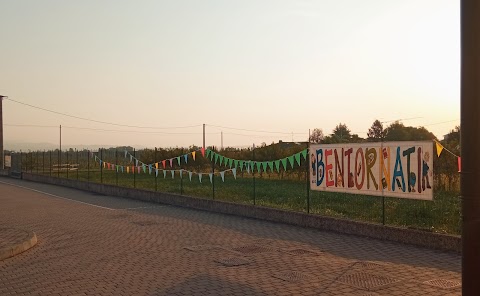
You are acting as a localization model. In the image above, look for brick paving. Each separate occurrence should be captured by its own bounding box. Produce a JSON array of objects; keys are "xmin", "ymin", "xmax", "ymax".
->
[{"xmin": 0, "ymin": 178, "xmax": 461, "ymax": 295}]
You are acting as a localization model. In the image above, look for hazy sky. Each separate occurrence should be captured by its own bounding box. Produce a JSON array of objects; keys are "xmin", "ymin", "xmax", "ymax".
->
[{"xmin": 1, "ymin": 0, "xmax": 460, "ymax": 149}]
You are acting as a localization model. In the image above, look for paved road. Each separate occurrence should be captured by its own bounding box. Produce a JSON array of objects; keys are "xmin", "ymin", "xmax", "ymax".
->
[{"xmin": 0, "ymin": 177, "xmax": 461, "ymax": 295}]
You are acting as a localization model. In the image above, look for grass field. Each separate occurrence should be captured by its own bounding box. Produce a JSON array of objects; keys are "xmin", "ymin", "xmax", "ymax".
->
[{"xmin": 38, "ymin": 168, "xmax": 461, "ymax": 235}]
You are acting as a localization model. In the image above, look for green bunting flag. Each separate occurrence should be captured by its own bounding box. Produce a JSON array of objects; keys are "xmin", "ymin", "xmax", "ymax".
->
[
  {"xmin": 210, "ymin": 151, "xmax": 215, "ymax": 161},
  {"xmin": 281, "ymin": 158, "xmax": 288, "ymax": 171},
  {"xmin": 206, "ymin": 149, "xmax": 211, "ymax": 158},
  {"xmin": 220, "ymin": 171, "xmax": 225, "ymax": 182},
  {"xmin": 275, "ymin": 160, "xmax": 280, "ymax": 172},
  {"xmin": 268, "ymin": 161, "xmax": 273, "ymax": 172},
  {"xmin": 177, "ymin": 157, "xmax": 181, "ymax": 166},
  {"xmin": 230, "ymin": 159, "xmax": 235, "ymax": 168},
  {"xmin": 219, "ymin": 155, "xmax": 224, "ymax": 165},
  {"xmin": 256, "ymin": 161, "xmax": 262, "ymax": 173},
  {"xmin": 288, "ymin": 155, "xmax": 295, "ymax": 168},
  {"xmin": 239, "ymin": 161, "xmax": 244, "ymax": 170},
  {"xmin": 225, "ymin": 157, "xmax": 230, "ymax": 167},
  {"xmin": 163, "ymin": 170, "xmax": 167, "ymax": 178},
  {"xmin": 301, "ymin": 149, "xmax": 307, "ymax": 160},
  {"xmin": 215, "ymin": 153, "xmax": 219, "ymax": 164},
  {"xmin": 262, "ymin": 162, "xmax": 268, "ymax": 172},
  {"xmin": 294, "ymin": 153, "xmax": 301, "ymax": 166},
  {"xmin": 143, "ymin": 164, "xmax": 146, "ymax": 173},
  {"xmin": 189, "ymin": 171, "xmax": 193, "ymax": 181},
  {"xmin": 209, "ymin": 173, "xmax": 213, "ymax": 183}
]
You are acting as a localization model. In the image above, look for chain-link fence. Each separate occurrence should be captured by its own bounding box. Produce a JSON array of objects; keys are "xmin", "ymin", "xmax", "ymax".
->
[{"xmin": 7, "ymin": 143, "xmax": 461, "ymax": 235}]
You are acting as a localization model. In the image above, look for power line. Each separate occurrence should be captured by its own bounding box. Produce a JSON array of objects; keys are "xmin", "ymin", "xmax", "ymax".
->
[
  {"xmin": 207, "ymin": 124, "xmax": 306, "ymax": 135},
  {"xmin": 4, "ymin": 98, "xmax": 202, "ymax": 130},
  {"xmin": 4, "ymin": 123, "xmax": 219, "ymax": 135}
]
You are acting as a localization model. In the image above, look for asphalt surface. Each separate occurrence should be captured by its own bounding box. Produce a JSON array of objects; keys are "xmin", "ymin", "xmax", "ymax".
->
[{"xmin": 0, "ymin": 177, "xmax": 461, "ymax": 295}]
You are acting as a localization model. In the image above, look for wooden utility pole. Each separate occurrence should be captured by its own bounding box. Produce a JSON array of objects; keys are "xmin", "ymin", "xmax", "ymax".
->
[
  {"xmin": 0, "ymin": 96, "xmax": 6, "ymax": 170},
  {"xmin": 461, "ymin": 0, "xmax": 480, "ymax": 294}
]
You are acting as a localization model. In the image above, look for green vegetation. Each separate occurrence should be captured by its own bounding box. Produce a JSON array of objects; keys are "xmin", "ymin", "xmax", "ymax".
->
[{"xmin": 14, "ymin": 120, "xmax": 462, "ymax": 236}]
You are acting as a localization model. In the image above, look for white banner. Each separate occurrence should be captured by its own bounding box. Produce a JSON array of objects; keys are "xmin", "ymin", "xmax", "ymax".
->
[
  {"xmin": 4, "ymin": 155, "xmax": 11, "ymax": 168},
  {"xmin": 309, "ymin": 141, "xmax": 433, "ymax": 200}
]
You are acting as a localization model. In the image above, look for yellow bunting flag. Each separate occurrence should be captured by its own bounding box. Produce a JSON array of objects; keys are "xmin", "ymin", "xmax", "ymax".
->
[
  {"xmin": 435, "ymin": 141, "xmax": 444, "ymax": 157},
  {"xmin": 192, "ymin": 151, "xmax": 196, "ymax": 161},
  {"xmin": 155, "ymin": 163, "xmax": 158, "ymax": 169},
  {"xmin": 127, "ymin": 166, "xmax": 130, "ymax": 173}
]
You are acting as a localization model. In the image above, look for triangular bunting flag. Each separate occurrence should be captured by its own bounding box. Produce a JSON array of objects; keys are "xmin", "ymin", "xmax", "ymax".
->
[
  {"xmin": 162, "ymin": 160, "xmax": 166, "ymax": 168},
  {"xmin": 136, "ymin": 160, "xmax": 139, "ymax": 167},
  {"xmin": 215, "ymin": 153, "xmax": 219, "ymax": 164},
  {"xmin": 171, "ymin": 170, "xmax": 175, "ymax": 178},
  {"xmin": 268, "ymin": 161, "xmax": 273, "ymax": 172},
  {"xmin": 124, "ymin": 150, "xmax": 128, "ymax": 158},
  {"xmin": 179, "ymin": 170, "xmax": 183, "ymax": 179},
  {"xmin": 232, "ymin": 168, "xmax": 237, "ymax": 179},
  {"xmin": 132, "ymin": 166, "xmax": 135, "ymax": 173},
  {"xmin": 288, "ymin": 155, "xmax": 295, "ymax": 168},
  {"xmin": 262, "ymin": 162, "xmax": 268, "ymax": 173},
  {"xmin": 206, "ymin": 149, "xmax": 210, "ymax": 158},
  {"xmin": 137, "ymin": 166, "xmax": 141, "ymax": 174},
  {"xmin": 229, "ymin": 158, "xmax": 233, "ymax": 168},
  {"xmin": 239, "ymin": 161, "xmax": 244, "ymax": 170},
  {"xmin": 155, "ymin": 162, "xmax": 159, "ymax": 169},
  {"xmin": 210, "ymin": 151, "xmax": 215, "ymax": 161},
  {"xmin": 281, "ymin": 158, "xmax": 288, "ymax": 171},
  {"xmin": 436, "ymin": 141, "xmax": 444, "ymax": 157},
  {"xmin": 219, "ymin": 155, "xmax": 224, "ymax": 165},
  {"xmin": 183, "ymin": 154, "xmax": 188, "ymax": 164},
  {"xmin": 224, "ymin": 157, "xmax": 229, "ymax": 167},
  {"xmin": 220, "ymin": 171, "xmax": 225, "ymax": 182},
  {"xmin": 294, "ymin": 153, "xmax": 301, "ymax": 166},
  {"xmin": 246, "ymin": 164, "xmax": 250, "ymax": 174},
  {"xmin": 121, "ymin": 166, "xmax": 124, "ymax": 173},
  {"xmin": 163, "ymin": 170, "xmax": 167, "ymax": 178},
  {"xmin": 192, "ymin": 151, "xmax": 196, "ymax": 161},
  {"xmin": 301, "ymin": 149, "xmax": 307, "ymax": 160},
  {"xmin": 199, "ymin": 173, "xmax": 203, "ymax": 183},
  {"xmin": 169, "ymin": 159, "xmax": 173, "ymax": 167},
  {"xmin": 275, "ymin": 160, "xmax": 280, "ymax": 172},
  {"xmin": 234, "ymin": 160, "xmax": 238, "ymax": 169},
  {"xmin": 130, "ymin": 155, "xmax": 133, "ymax": 162},
  {"xmin": 177, "ymin": 156, "xmax": 181, "ymax": 166},
  {"xmin": 256, "ymin": 161, "xmax": 262, "ymax": 173},
  {"xmin": 189, "ymin": 171, "xmax": 193, "ymax": 181},
  {"xmin": 127, "ymin": 166, "xmax": 130, "ymax": 173},
  {"xmin": 458, "ymin": 157, "xmax": 461, "ymax": 172},
  {"xmin": 142, "ymin": 164, "xmax": 146, "ymax": 173},
  {"xmin": 148, "ymin": 164, "xmax": 152, "ymax": 174},
  {"xmin": 201, "ymin": 147, "xmax": 205, "ymax": 157},
  {"xmin": 209, "ymin": 173, "xmax": 213, "ymax": 183},
  {"xmin": 155, "ymin": 169, "xmax": 159, "ymax": 177}
]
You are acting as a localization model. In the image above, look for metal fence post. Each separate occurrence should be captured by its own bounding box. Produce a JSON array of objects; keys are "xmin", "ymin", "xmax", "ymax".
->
[
  {"xmin": 49, "ymin": 150, "xmax": 51, "ymax": 176},
  {"xmin": 306, "ymin": 146, "xmax": 310, "ymax": 214},
  {"xmin": 115, "ymin": 149, "xmax": 118, "ymax": 186},
  {"xmin": 66, "ymin": 149, "xmax": 69, "ymax": 179},
  {"xmin": 76, "ymin": 149, "xmax": 79, "ymax": 180},
  {"xmin": 87, "ymin": 150, "xmax": 90, "ymax": 182},
  {"xmin": 155, "ymin": 147, "xmax": 158, "ymax": 192},
  {"xmin": 43, "ymin": 150, "xmax": 45, "ymax": 175},
  {"xmin": 253, "ymin": 144, "xmax": 256, "ymax": 206},
  {"xmin": 100, "ymin": 148, "xmax": 103, "ymax": 184},
  {"xmin": 133, "ymin": 148, "xmax": 136, "ymax": 188}
]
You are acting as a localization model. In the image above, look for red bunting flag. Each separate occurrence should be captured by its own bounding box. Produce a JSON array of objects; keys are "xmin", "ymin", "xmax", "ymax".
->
[
  {"xmin": 201, "ymin": 147, "xmax": 205, "ymax": 157},
  {"xmin": 162, "ymin": 160, "xmax": 166, "ymax": 168}
]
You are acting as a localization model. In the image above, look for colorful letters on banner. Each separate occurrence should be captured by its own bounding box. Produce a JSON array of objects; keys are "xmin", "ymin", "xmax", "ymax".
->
[{"xmin": 309, "ymin": 142, "xmax": 434, "ymax": 200}]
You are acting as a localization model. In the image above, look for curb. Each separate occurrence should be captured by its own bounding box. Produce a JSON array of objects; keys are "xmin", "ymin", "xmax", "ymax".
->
[{"xmin": 0, "ymin": 228, "xmax": 38, "ymax": 261}]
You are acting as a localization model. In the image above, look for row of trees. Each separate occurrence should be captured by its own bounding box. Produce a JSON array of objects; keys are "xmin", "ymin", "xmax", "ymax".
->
[{"xmin": 308, "ymin": 120, "xmax": 436, "ymax": 144}]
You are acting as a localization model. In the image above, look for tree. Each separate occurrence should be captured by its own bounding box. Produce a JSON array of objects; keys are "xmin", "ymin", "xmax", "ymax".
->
[
  {"xmin": 367, "ymin": 120, "xmax": 385, "ymax": 142},
  {"xmin": 384, "ymin": 121, "xmax": 436, "ymax": 141},
  {"xmin": 309, "ymin": 128, "xmax": 324, "ymax": 143},
  {"xmin": 323, "ymin": 123, "xmax": 363, "ymax": 143}
]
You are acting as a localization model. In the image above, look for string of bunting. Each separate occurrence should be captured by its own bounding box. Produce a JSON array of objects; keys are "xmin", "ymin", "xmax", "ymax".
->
[
  {"xmin": 434, "ymin": 139, "xmax": 461, "ymax": 172},
  {"xmin": 92, "ymin": 152, "xmax": 236, "ymax": 183},
  {"xmin": 90, "ymin": 147, "xmax": 308, "ymax": 183},
  {"xmin": 205, "ymin": 148, "xmax": 308, "ymax": 173},
  {"xmin": 123, "ymin": 147, "xmax": 206, "ymax": 169}
]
